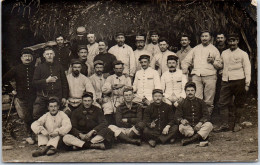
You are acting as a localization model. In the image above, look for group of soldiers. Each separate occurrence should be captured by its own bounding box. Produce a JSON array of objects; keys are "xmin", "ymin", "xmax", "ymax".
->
[{"xmin": 3, "ymin": 26, "xmax": 251, "ymax": 157}]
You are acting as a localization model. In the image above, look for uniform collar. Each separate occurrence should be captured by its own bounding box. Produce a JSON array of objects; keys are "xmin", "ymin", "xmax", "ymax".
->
[{"xmin": 181, "ymin": 45, "xmax": 191, "ymax": 53}]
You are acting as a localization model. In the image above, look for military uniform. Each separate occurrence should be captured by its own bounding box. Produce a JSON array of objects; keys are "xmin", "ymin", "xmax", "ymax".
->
[{"xmin": 53, "ymin": 45, "xmax": 71, "ymax": 71}]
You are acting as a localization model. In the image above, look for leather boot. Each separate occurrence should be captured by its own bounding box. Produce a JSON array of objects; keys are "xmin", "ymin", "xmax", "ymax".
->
[
  {"xmin": 32, "ymin": 145, "xmax": 50, "ymax": 157},
  {"xmin": 181, "ymin": 134, "xmax": 201, "ymax": 146},
  {"xmin": 118, "ymin": 133, "xmax": 141, "ymax": 146},
  {"xmin": 90, "ymin": 143, "xmax": 106, "ymax": 150},
  {"xmin": 213, "ymin": 123, "xmax": 230, "ymax": 133}
]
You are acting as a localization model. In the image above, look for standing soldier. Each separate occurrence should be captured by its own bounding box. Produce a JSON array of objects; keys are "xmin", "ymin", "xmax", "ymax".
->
[
  {"xmin": 53, "ymin": 34, "xmax": 71, "ymax": 72},
  {"xmin": 145, "ymin": 31, "xmax": 161, "ymax": 58},
  {"xmin": 71, "ymin": 26, "xmax": 88, "ymax": 58},
  {"xmin": 32, "ymin": 46, "xmax": 69, "ymax": 120},
  {"xmin": 3, "ymin": 48, "xmax": 36, "ymax": 144},
  {"xmin": 176, "ymin": 34, "xmax": 192, "ymax": 70},
  {"xmin": 182, "ymin": 30, "xmax": 222, "ymax": 115},
  {"xmin": 133, "ymin": 55, "xmax": 161, "ymax": 105},
  {"xmin": 214, "ymin": 33, "xmax": 251, "ymax": 132},
  {"xmin": 150, "ymin": 37, "xmax": 178, "ymax": 75},
  {"xmin": 87, "ymin": 33, "xmax": 99, "ymax": 68},
  {"xmin": 142, "ymin": 89, "xmax": 178, "ymax": 147},
  {"xmin": 108, "ymin": 32, "xmax": 136, "ymax": 81},
  {"xmin": 161, "ymin": 55, "xmax": 187, "ymax": 106},
  {"xmin": 134, "ymin": 35, "xmax": 152, "ymax": 71},
  {"xmin": 94, "ymin": 41, "xmax": 117, "ymax": 78}
]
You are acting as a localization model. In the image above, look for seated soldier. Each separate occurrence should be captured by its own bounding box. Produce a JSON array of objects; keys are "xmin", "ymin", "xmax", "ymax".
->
[
  {"xmin": 63, "ymin": 92, "xmax": 114, "ymax": 150},
  {"xmin": 108, "ymin": 86, "xmax": 144, "ymax": 146},
  {"xmin": 142, "ymin": 89, "xmax": 178, "ymax": 148},
  {"xmin": 175, "ymin": 82, "xmax": 213, "ymax": 146},
  {"xmin": 101, "ymin": 60, "xmax": 132, "ymax": 124},
  {"xmin": 31, "ymin": 97, "xmax": 72, "ymax": 157}
]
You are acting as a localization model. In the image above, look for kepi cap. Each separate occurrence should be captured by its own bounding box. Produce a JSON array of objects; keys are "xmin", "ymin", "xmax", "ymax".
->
[
  {"xmin": 93, "ymin": 60, "xmax": 104, "ymax": 67},
  {"xmin": 139, "ymin": 54, "xmax": 150, "ymax": 61},
  {"xmin": 82, "ymin": 92, "xmax": 94, "ymax": 99},
  {"xmin": 77, "ymin": 26, "xmax": 87, "ymax": 35},
  {"xmin": 71, "ymin": 59, "xmax": 82, "ymax": 65},
  {"xmin": 167, "ymin": 55, "xmax": 178, "ymax": 62},
  {"xmin": 21, "ymin": 48, "xmax": 33, "ymax": 56},
  {"xmin": 152, "ymin": 89, "xmax": 163, "ymax": 95},
  {"xmin": 227, "ymin": 33, "xmax": 239, "ymax": 40}
]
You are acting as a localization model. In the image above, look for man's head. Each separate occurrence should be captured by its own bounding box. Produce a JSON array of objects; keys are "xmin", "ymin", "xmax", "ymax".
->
[
  {"xmin": 135, "ymin": 35, "xmax": 145, "ymax": 50},
  {"xmin": 185, "ymin": 82, "xmax": 196, "ymax": 99},
  {"xmin": 48, "ymin": 97, "xmax": 60, "ymax": 116},
  {"xmin": 98, "ymin": 40, "xmax": 108, "ymax": 53},
  {"xmin": 43, "ymin": 46, "xmax": 55, "ymax": 63},
  {"xmin": 139, "ymin": 55, "xmax": 150, "ymax": 70},
  {"xmin": 123, "ymin": 86, "xmax": 134, "ymax": 103},
  {"xmin": 71, "ymin": 59, "xmax": 82, "ymax": 77},
  {"xmin": 77, "ymin": 45, "xmax": 88, "ymax": 61},
  {"xmin": 180, "ymin": 34, "xmax": 191, "ymax": 48},
  {"xmin": 200, "ymin": 30, "xmax": 211, "ymax": 46},
  {"xmin": 94, "ymin": 60, "xmax": 104, "ymax": 76},
  {"xmin": 158, "ymin": 37, "xmax": 169, "ymax": 52},
  {"xmin": 82, "ymin": 92, "xmax": 94, "ymax": 108},
  {"xmin": 21, "ymin": 48, "xmax": 33, "ymax": 65},
  {"xmin": 113, "ymin": 60, "xmax": 124, "ymax": 77},
  {"xmin": 76, "ymin": 26, "xmax": 87, "ymax": 38},
  {"xmin": 152, "ymin": 89, "xmax": 164, "ymax": 104},
  {"xmin": 167, "ymin": 55, "xmax": 178, "ymax": 72},
  {"xmin": 227, "ymin": 33, "xmax": 239, "ymax": 51},
  {"xmin": 87, "ymin": 33, "xmax": 96, "ymax": 44},
  {"xmin": 55, "ymin": 35, "xmax": 65, "ymax": 47},
  {"xmin": 150, "ymin": 31, "xmax": 159, "ymax": 44},
  {"xmin": 115, "ymin": 32, "xmax": 125, "ymax": 47},
  {"xmin": 216, "ymin": 33, "xmax": 226, "ymax": 46}
]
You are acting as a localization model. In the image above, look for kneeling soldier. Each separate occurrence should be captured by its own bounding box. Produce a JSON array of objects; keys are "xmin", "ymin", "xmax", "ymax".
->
[
  {"xmin": 31, "ymin": 97, "xmax": 72, "ymax": 157},
  {"xmin": 175, "ymin": 82, "xmax": 213, "ymax": 146},
  {"xmin": 63, "ymin": 92, "xmax": 114, "ymax": 150},
  {"xmin": 109, "ymin": 86, "xmax": 143, "ymax": 146},
  {"xmin": 142, "ymin": 89, "xmax": 178, "ymax": 147}
]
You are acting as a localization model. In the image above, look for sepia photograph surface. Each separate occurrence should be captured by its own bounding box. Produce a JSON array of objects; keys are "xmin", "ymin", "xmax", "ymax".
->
[{"xmin": 1, "ymin": 0, "xmax": 258, "ymax": 162}]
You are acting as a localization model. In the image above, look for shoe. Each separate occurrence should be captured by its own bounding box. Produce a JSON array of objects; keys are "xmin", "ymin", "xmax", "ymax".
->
[
  {"xmin": 181, "ymin": 134, "xmax": 201, "ymax": 146},
  {"xmin": 213, "ymin": 124, "xmax": 230, "ymax": 133},
  {"xmin": 46, "ymin": 147, "xmax": 56, "ymax": 156},
  {"xmin": 170, "ymin": 138, "xmax": 175, "ymax": 144},
  {"xmin": 118, "ymin": 133, "xmax": 141, "ymax": 146},
  {"xmin": 32, "ymin": 146, "xmax": 50, "ymax": 157},
  {"xmin": 90, "ymin": 143, "xmax": 106, "ymax": 150},
  {"xmin": 26, "ymin": 137, "xmax": 35, "ymax": 145},
  {"xmin": 233, "ymin": 123, "xmax": 242, "ymax": 132},
  {"xmin": 148, "ymin": 140, "xmax": 156, "ymax": 148}
]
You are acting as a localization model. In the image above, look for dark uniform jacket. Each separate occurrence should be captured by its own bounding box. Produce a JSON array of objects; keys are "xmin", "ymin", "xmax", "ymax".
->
[
  {"xmin": 115, "ymin": 102, "xmax": 142, "ymax": 128},
  {"xmin": 53, "ymin": 45, "xmax": 71, "ymax": 70},
  {"xmin": 143, "ymin": 102, "xmax": 175, "ymax": 131},
  {"xmin": 174, "ymin": 97, "xmax": 209, "ymax": 127},
  {"xmin": 70, "ymin": 104, "xmax": 113, "ymax": 141},
  {"xmin": 3, "ymin": 64, "xmax": 36, "ymax": 99},
  {"xmin": 94, "ymin": 53, "xmax": 117, "ymax": 74},
  {"xmin": 33, "ymin": 62, "xmax": 69, "ymax": 99}
]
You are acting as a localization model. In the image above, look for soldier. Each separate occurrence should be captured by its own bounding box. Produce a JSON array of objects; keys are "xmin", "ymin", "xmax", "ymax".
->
[
  {"xmin": 176, "ymin": 33, "xmax": 192, "ymax": 70},
  {"xmin": 161, "ymin": 55, "xmax": 187, "ymax": 106},
  {"xmin": 175, "ymin": 82, "xmax": 213, "ymax": 146},
  {"xmin": 145, "ymin": 31, "xmax": 161, "ymax": 58},
  {"xmin": 66, "ymin": 59, "xmax": 96, "ymax": 117},
  {"xmin": 108, "ymin": 87, "xmax": 143, "ymax": 146},
  {"xmin": 150, "ymin": 37, "xmax": 178, "ymax": 75},
  {"xmin": 87, "ymin": 33, "xmax": 99, "ymax": 68},
  {"xmin": 214, "ymin": 33, "xmax": 251, "ymax": 132},
  {"xmin": 102, "ymin": 60, "xmax": 132, "ymax": 124},
  {"xmin": 71, "ymin": 26, "xmax": 88, "ymax": 58},
  {"xmin": 108, "ymin": 32, "xmax": 136, "ymax": 81},
  {"xmin": 215, "ymin": 33, "xmax": 227, "ymax": 54},
  {"xmin": 53, "ymin": 34, "xmax": 71, "ymax": 72},
  {"xmin": 133, "ymin": 55, "xmax": 161, "ymax": 105},
  {"xmin": 32, "ymin": 46, "xmax": 69, "ymax": 120},
  {"xmin": 63, "ymin": 92, "xmax": 114, "ymax": 150},
  {"xmin": 142, "ymin": 89, "xmax": 178, "ymax": 147},
  {"xmin": 89, "ymin": 60, "xmax": 106, "ymax": 104},
  {"xmin": 182, "ymin": 30, "xmax": 222, "ymax": 115},
  {"xmin": 31, "ymin": 97, "xmax": 72, "ymax": 157},
  {"xmin": 94, "ymin": 40, "xmax": 117, "ymax": 78},
  {"xmin": 3, "ymin": 48, "xmax": 36, "ymax": 144},
  {"xmin": 134, "ymin": 35, "xmax": 152, "ymax": 71}
]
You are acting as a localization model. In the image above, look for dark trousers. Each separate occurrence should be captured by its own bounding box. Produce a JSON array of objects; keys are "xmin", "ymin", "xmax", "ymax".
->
[
  {"xmin": 218, "ymin": 79, "xmax": 246, "ymax": 125},
  {"xmin": 143, "ymin": 125, "xmax": 178, "ymax": 144},
  {"xmin": 105, "ymin": 114, "xmax": 115, "ymax": 125}
]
